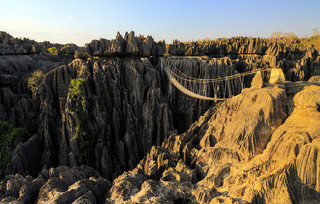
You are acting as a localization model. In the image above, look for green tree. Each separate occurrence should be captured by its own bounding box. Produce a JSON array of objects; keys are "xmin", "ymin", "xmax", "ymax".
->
[
  {"xmin": 47, "ymin": 47, "xmax": 58, "ymax": 55},
  {"xmin": 309, "ymin": 28, "xmax": 320, "ymax": 49},
  {"xmin": 69, "ymin": 78, "xmax": 86, "ymax": 99}
]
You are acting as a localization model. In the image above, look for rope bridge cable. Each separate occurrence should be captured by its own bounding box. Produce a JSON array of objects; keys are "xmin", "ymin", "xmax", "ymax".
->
[
  {"xmin": 162, "ymin": 61, "xmax": 222, "ymax": 101},
  {"xmin": 161, "ymin": 58, "xmax": 273, "ymax": 101},
  {"xmin": 165, "ymin": 59, "xmax": 272, "ymax": 83}
]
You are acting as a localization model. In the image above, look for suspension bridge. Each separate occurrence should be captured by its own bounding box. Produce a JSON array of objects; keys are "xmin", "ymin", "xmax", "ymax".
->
[{"xmin": 161, "ymin": 58, "xmax": 272, "ymax": 101}]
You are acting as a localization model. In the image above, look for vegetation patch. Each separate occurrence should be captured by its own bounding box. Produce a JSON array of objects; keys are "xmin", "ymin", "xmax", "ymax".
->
[
  {"xmin": 27, "ymin": 70, "xmax": 44, "ymax": 92},
  {"xmin": 61, "ymin": 43, "xmax": 75, "ymax": 51},
  {"xmin": 68, "ymin": 78, "xmax": 92, "ymax": 164},
  {"xmin": 72, "ymin": 108, "xmax": 87, "ymax": 140},
  {"xmin": 308, "ymin": 35, "xmax": 320, "ymax": 49},
  {"xmin": 47, "ymin": 47, "xmax": 58, "ymax": 55},
  {"xmin": 69, "ymin": 78, "xmax": 86, "ymax": 99},
  {"xmin": 0, "ymin": 121, "xmax": 29, "ymax": 178},
  {"xmin": 69, "ymin": 78, "xmax": 87, "ymax": 141},
  {"xmin": 269, "ymin": 29, "xmax": 320, "ymax": 49},
  {"xmin": 74, "ymin": 108, "xmax": 91, "ymax": 164}
]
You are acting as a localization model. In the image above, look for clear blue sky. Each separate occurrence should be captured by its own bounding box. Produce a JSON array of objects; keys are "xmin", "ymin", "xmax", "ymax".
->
[{"xmin": 1, "ymin": 0, "xmax": 319, "ymax": 46}]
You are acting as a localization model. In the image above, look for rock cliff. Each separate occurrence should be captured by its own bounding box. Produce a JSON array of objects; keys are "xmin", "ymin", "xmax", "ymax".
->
[
  {"xmin": 169, "ymin": 38, "xmax": 320, "ymax": 81},
  {"xmin": 1, "ymin": 31, "xmax": 320, "ymax": 203},
  {"xmin": 0, "ymin": 32, "xmax": 83, "ymax": 56},
  {"xmin": 4, "ymin": 56, "xmax": 235, "ymax": 180},
  {"xmin": 106, "ymin": 81, "xmax": 320, "ymax": 203},
  {"xmin": 85, "ymin": 31, "xmax": 166, "ymax": 57}
]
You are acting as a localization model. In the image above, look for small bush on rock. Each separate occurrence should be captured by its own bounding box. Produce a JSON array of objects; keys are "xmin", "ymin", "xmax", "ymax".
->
[
  {"xmin": 27, "ymin": 70, "xmax": 44, "ymax": 92},
  {"xmin": 0, "ymin": 121, "xmax": 29, "ymax": 178},
  {"xmin": 47, "ymin": 47, "xmax": 58, "ymax": 55}
]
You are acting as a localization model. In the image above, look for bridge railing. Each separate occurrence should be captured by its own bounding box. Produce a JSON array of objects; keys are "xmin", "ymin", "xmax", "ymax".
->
[{"xmin": 161, "ymin": 57, "xmax": 274, "ymax": 100}]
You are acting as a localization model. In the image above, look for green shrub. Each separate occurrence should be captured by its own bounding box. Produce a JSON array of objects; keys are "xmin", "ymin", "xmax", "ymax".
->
[
  {"xmin": 68, "ymin": 78, "xmax": 92, "ymax": 164},
  {"xmin": 69, "ymin": 78, "xmax": 87, "ymax": 141},
  {"xmin": 0, "ymin": 121, "xmax": 29, "ymax": 178},
  {"xmin": 69, "ymin": 78, "xmax": 86, "ymax": 99},
  {"xmin": 61, "ymin": 44, "xmax": 73, "ymax": 51},
  {"xmin": 72, "ymin": 107, "xmax": 90, "ymax": 165},
  {"xmin": 47, "ymin": 47, "xmax": 58, "ymax": 55},
  {"xmin": 72, "ymin": 108, "xmax": 87, "ymax": 140},
  {"xmin": 27, "ymin": 70, "xmax": 44, "ymax": 92}
]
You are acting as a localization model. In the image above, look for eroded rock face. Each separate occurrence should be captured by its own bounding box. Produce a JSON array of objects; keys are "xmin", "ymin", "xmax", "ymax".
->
[
  {"xmin": 250, "ymin": 71, "xmax": 264, "ymax": 88},
  {"xmin": 85, "ymin": 31, "xmax": 165, "ymax": 57},
  {"xmin": 169, "ymin": 37, "xmax": 320, "ymax": 82},
  {"xmin": 0, "ymin": 31, "xmax": 84, "ymax": 57},
  {"xmin": 0, "ymin": 54, "xmax": 74, "ymax": 179},
  {"xmin": 107, "ymin": 82, "xmax": 320, "ymax": 203},
  {"xmin": 0, "ymin": 54, "xmax": 72, "ymax": 130},
  {"xmin": 0, "ymin": 31, "xmax": 44, "ymax": 55},
  {"xmin": 168, "ymin": 37, "xmax": 313, "ymax": 58},
  {"xmin": 4, "ymin": 56, "xmax": 240, "ymax": 183},
  {"xmin": 0, "ymin": 166, "xmax": 109, "ymax": 204},
  {"xmin": 33, "ymin": 57, "xmax": 176, "ymax": 179}
]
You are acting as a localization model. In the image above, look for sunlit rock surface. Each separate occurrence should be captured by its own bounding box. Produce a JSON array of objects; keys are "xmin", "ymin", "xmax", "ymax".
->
[{"xmin": 107, "ymin": 82, "xmax": 320, "ymax": 203}]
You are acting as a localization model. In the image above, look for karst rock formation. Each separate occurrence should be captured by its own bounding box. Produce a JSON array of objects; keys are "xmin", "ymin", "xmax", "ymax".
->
[{"xmin": 0, "ymin": 31, "xmax": 320, "ymax": 203}]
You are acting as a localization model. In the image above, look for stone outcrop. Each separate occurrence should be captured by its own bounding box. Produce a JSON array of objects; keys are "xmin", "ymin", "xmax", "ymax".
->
[
  {"xmin": 0, "ymin": 52, "xmax": 245, "ymax": 202},
  {"xmin": 5, "ymin": 56, "xmax": 238, "ymax": 181},
  {"xmin": 308, "ymin": 75, "xmax": 320, "ymax": 82},
  {"xmin": 0, "ymin": 54, "xmax": 74, "ymax": 179},
  {"xmin": 168, "ymin": 38, "xmax": 320, "ymax": 82},
  {"xmin": 85, "ymin": 31, "xmax": 166, "ymax": 57},
  {"xmin": 0, "ymin": 31, "xmax": 84, "ymax": 57},
  {"xmin": 168, "ymin": 37, "xmax": 316, "ymax": 58},
  {"xmin": 1, "ymin": 41, "xmax": 247, "ymax": 181},
  {"xmin": 269, "ymin": 68, "xmax": 286, "ymax": 84},
  {"xmin": 0, "ymin": 54, "xmax": 72, "ymax": 132},
  {"xmin": 0, "ymin": 32, "xmax": 44, "ymax": 55},
  {"xmin": 106, "ymin": 82, "xmax": 320, "ymax": 203},
  {"xmin": 0, "ymin": 166, "xmax": 109, "ymax": 204},
  {"xmin": 250, "ymin": 71, "xmax": 264, "ymax": 87},
  {"xmin": 74, "ymin": 50, "xmax": 89, "ymax": 59}
]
